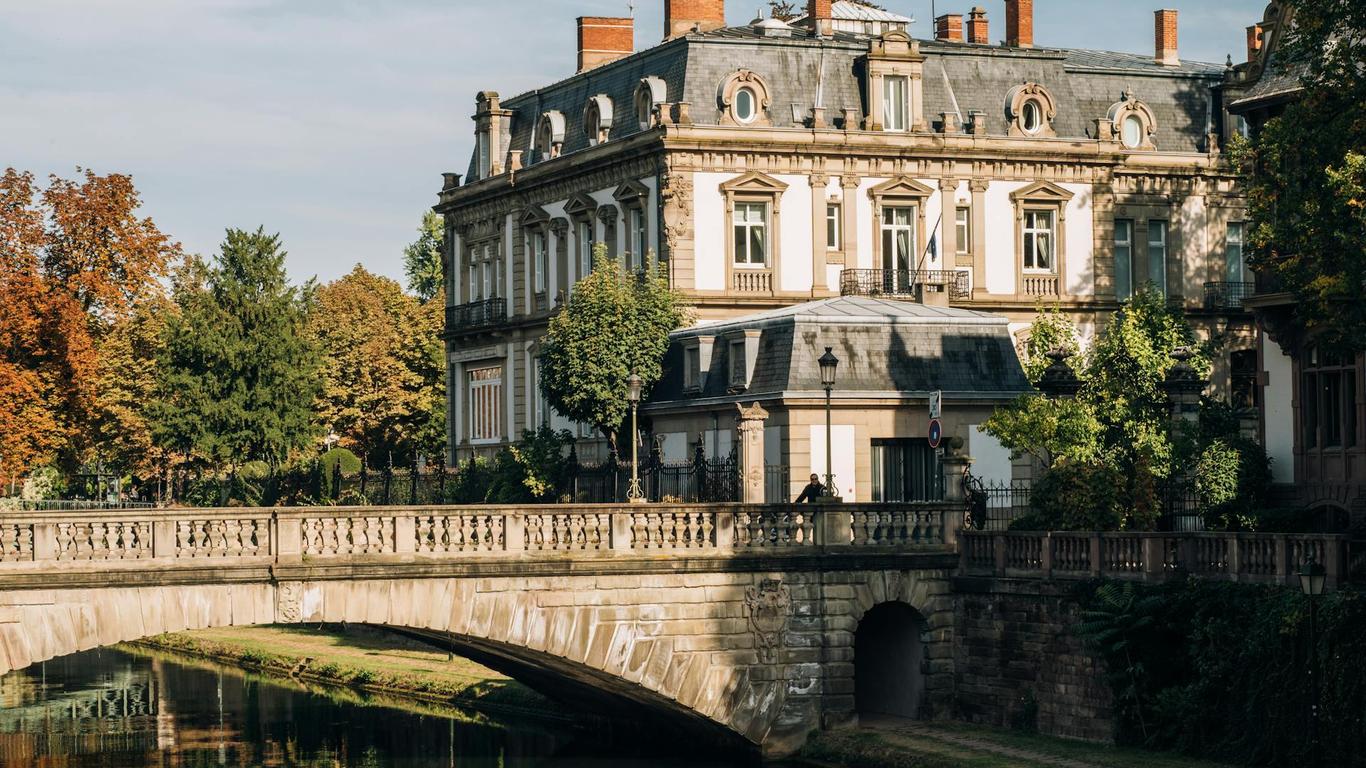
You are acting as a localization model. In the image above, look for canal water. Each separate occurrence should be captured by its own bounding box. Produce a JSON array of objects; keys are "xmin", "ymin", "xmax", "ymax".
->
[{"xmin": 0, "ymin": 647, "xmax": 756, "ymax": 767}]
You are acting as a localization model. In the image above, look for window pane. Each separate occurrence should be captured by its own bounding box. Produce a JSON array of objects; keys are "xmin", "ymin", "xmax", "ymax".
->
[
  {"xmin": 1147, "ymin": 221, "xmax": 1167, "ymax": 294},
  {"xmin": 734, "ymin": 223, "xmax": 747, "ymax": 264},
  {"xmin": 955, "ymin": 207, "xmax": 970, "ymax": 254},
  {"xmin": 1304, "ymin": 372, "xmax": 1319, "ymax": 449},
  {"xmin": 827, "ymin": 204, "xmax": 840, "ymax": 250},
  {"xmin": 1226, "ymin": 223, "xmax": 1245, "ymax": 283},
  {"xmin": 1324, "ymin": 371, "xmax": 1343, "ymax": 447},
  {"xmin": 1348, "ymin": 371, "xmax": 1358, "ymax": 448},
  {"xmin": 1115, "ymin": 219, "xmax": 1133, "ymax": 300},
  {"xmin": 1122, "ymin": 115, "xmax": 1143, "ymax": 148},
  {"xmin": 884, "ymin": 76, "xmax": 907, "ymax": 131},
  {"xmin": 750, "ymin": 224, "xmax": 766, "ymax": 264}
]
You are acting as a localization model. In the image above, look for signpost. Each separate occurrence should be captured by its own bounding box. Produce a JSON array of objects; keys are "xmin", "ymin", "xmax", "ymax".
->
[
  {"xmin": 928, "ymin": 418, "xmax": 943, "ymax": 449},
  {"xmin": 929, "ymin": 390, "xmax": 942, "ymax": 420},
  {"xmin": 928, "ymin": 390, "xmax": 944, "ymax": 449}
]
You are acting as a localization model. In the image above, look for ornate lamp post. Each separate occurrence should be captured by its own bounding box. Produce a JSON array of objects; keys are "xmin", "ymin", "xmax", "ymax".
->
[
  {"xmin": 818, "ymin": 347, "xmax": 840, "ymax": 499},
  {"xmin": 1299, "ymin": 557, "xmax": 1327, "ymax": 767},
  {"xmin": 626, "ymin": 372, "xmax": 646, "ymax": 504}
]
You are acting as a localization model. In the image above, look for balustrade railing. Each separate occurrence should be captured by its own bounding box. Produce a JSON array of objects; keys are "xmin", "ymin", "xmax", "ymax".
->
[
  {"xmin": 0, "ymin": 503, "xmax": 963, "ymax": 566},
  {"xmin": 839, "ymin": 269, "xmax": 970, "ymax": 300},
  {"xmin": 732, "ymin": 270, "xmax": 773, "ymax": 293},
  {"xmin": 445, "ymin": 297, "xmax": 507, "ymax": 332},
  {"xmin": 960, "ymin": 530, "xmax": 1352, "ymax": 588},
  {"xmin": 1203, "ymin": 281, "xmax": 1256, "ymax": 311}
]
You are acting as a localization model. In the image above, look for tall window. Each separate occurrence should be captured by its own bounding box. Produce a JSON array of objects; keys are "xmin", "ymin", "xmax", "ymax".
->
[
  {"xmin": 1115, "ymin": 219, "xmax": 1134, "ymax": 300},
  {"xmin": 531, "ymin": 358, "xmax": 549, "ymax": 427},
  {"xmin": 1226, "ymin": 222, "xmax": 1247, "ymax": 283},
  {"xmin": 477, "ymin": 132, "xmax": 490, "ymax": 179},
  {"xmin": 872, "ymin": 439, "xmax": 940, "ymax": 502},
  {"xmin": 577, "ymin": 221, "xmax": 595, "ymax": 276},
  {"xmin": 729, "ymin": 341, "xmax": 746, "ymax": 387},
  {"xmin": 1022, "ymin": 211, "xmax": 1055, "ymax": 272},
  {"xmin": 531, "ymin": 231, "xmax": 547, "ymax": 294},
  {"xmin": 628, "ymin": 208, "xmax": 647, "ymax": 269},
  {"xmin": 883, "ymin": 76, "xmax": 908, "ymax": 132},
  {"xmin": 733, "ymin": 202, "xmax": 768, "ymax": 266},
  {"xmin": 684, "ymin": 346, "xmax": 701, "ymax": 390},
  {"xmin": 954, "ymin": 205, "xmax": 971, "ymax": 256},
  {"xmin": 468, "ymin": 366, "xmax": 503, "ymax": 443},
  {"xmin": 1147, "ymin": 220, "xmax": 1168, "ymax": 294},
  {"xmin": 826, "ymin": 204, "xmax": 842, "ymax": 251},
  {"xmin": 1302, "ymin": 346, "xmax": 1358, "ymax": 449},
  {"xmin": 881, "ymin": 206, "xmax": 916, "ymax": 276},
  {"xmin": 467, "ymin": 259, "xmax": 478, "ymax": 301}
]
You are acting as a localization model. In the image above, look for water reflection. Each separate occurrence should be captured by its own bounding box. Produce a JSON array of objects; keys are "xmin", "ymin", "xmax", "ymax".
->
[{"xmin": 0, "ymin": 648, "xmax": 748, "ymax": 768}]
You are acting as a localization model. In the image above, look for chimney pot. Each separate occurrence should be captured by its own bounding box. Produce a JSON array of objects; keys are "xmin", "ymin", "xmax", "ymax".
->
[
  {"xmin": 1155, "ymin": 9, "xmax": 1179, "ymax": 66},
  {"xmin": 1246, "ymin": 24, "xmax": 1263, "ymax": 62},
  {"xmin": 935, "ymin": 13, "xmax": 964, "ymax": 42},
  {"xmin": 1005, "ymin": 0, "xmax": 1033, "ymax": 48},
  {"xmin": 578, "ymin": 16, "xmax": 634, "ymax": 73},
  {"xmin": 664, "ymin": 0, "xmax": 726, "ymax": 40},
  {"xmin": 967, "ymin": 7, "xmax": 989, "ymax": 45}
]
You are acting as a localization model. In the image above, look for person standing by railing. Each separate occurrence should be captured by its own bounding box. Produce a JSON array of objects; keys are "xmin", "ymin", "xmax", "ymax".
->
[{"xmin": 795, "ymin": 474, "xmax": 825, "ymax": 504}]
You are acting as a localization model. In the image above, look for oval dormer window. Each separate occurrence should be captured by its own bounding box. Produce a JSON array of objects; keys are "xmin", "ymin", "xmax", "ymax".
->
[
  {"xmin": 1021, "ymin": 100, "xmax": 1043, "ymax": 134},
  {"xmin": 735, "ymin": 87, "xmax": 758, "ymax": 124},
  {"xmin": 1121, "ymin": 114, "xmax": 1144, "ymax": 149}
]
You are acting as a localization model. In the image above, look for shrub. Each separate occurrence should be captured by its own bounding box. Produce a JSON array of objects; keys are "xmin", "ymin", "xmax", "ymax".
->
[
  {"xmin": 321, "ymin": 448, "xmax": 362, "ymax": 476},
  {"xmin": 1027, "ymin": 462, "xmax": 1127, "ymax": 531},
  {"xmin": 20, "ymin": 466, "xmax": 63, "ymax": 501}
]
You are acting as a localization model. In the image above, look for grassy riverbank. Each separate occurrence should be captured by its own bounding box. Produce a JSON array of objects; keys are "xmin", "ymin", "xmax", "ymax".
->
[
  {"xmin": 800, "ymin": 721, "xmax": 1237, "ymax": 768},
  {"xmin": 130, "ymin": 624, "xmax": 552, "ymax": 716}
]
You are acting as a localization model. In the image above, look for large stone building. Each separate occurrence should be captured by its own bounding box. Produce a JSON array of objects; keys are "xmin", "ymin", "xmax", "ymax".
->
[
  {"xmin": 434, "ymin": 0, "xmax": 1252, "ymax": 472},
  {"xmin": 1227, "ymin": 3, "xmax": 1365, "ymax": 529}
]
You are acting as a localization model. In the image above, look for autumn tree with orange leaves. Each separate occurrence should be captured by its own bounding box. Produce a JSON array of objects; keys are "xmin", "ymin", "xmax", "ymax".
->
[{"xmin": 0, "ymin": 168, "xmax": 180, "ymax": 489}]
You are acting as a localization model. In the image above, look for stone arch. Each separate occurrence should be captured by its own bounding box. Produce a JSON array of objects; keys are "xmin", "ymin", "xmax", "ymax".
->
[
  {"xmin": 1306, "ymin": 502, "xmax": 1351, "ymax": 533},
  {"xmin": 854, "ymin": 601, "xmax": 929, "ymax": 720},
  {"xmin": 0, "ymin": 578, "xmax": 767, "ymax": 750}
]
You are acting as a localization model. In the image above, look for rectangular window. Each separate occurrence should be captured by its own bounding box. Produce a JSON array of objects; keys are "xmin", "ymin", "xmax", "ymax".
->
[
  {"xmin": 578, "ymin": 221, "xmax": 595, "ymax": 277},
  {"xmin": 954, "ymin": 205, "xmax": 971, "ymax": 256},
  {"xmin": 729, "ymin": 341, "xmax": 746, "ymax": 387},
  {"xmin": 871, "ymin": 439, "xmax": 941, "ymax": 502},
  {"xmin": 1226, "ymin": 222, "xmax": 1246, "ymax": 283},
  {"xmin": 880, "ymin": 206, "xmax": 915, "ymax": 291},
  {"xmin": 532, "ymin": 232, "xmax": 547, "ymax": 294},
  {"xmin": 1023, "ymin": 210, "xmax": 1055, "ymax": 272},
  {"xmin": 468, "ymin": 366, "xmax": 503, "ymax": 443},
  {"xmin": 1147, "ymin": 220, "xmax": 1168, "ymax": 294},
  {"xmin": 1323, "ymin": 371, "xmax": 1343, "ymax": 447},
  {"xmin": 629, "ymin": 208, "xmax": 647, "ymax": 269},
  {"xmin": 481, "ymin": 259, "xmax": 492, "ymax": 300},
  {"xmin": 684, "ymin": 346, "xmax": 700, "ymax": 390},
  {"xmin": 477, "ymin": 132, "xmax": 490, "ymax": 179},
  {"xmin": 467, "ymin": 260, "xmax": 478, "ymax": 302},
  {"xmin": 733, "ymin": 202, "xmax": 768, "ymax": 266},
  {"xmin": 826, "ymin": 204, "xmax": 842, "ymax": 251},
  {"xmin": 1115, "ymin": 219, "xmax": 1134, "ymax": 300},
  {"xmin": 531, "ymin": 358, "xmax": 549, "ymax": 427},
  {"xmin": 883, "ymin": 76, "xmax": 908, "ymax": 132}
]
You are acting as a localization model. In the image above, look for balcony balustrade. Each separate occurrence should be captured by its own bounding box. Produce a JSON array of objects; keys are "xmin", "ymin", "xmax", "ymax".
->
[
  {"xmin": 839, "ymin": 269, "xmax": 970, "ymax": 301},
  {"xmin": 1203, "ymin": 281, "xmax": 1257, "ymax": 311},
  {"xmin": 445, "ymin": 297, "xmax": 507, "ymax": 332}
]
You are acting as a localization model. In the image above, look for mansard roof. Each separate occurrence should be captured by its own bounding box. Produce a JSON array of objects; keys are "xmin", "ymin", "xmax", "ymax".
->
[{"xmin": 471, "ymin": 22, "xmax": 1227, "ymax": 179}]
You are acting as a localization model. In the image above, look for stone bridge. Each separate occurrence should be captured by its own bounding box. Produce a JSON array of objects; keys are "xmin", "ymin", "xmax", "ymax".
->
[{"xmin": 0, "ymin": 503, "xmax": 962, "ymax": 757}]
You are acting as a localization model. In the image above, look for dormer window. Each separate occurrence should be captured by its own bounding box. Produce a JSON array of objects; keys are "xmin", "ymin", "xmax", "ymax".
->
[
  {"xmin": 1006, "ymin": 83, "xmax": 1057, "ymax": 138},
  {"xmin": 683, "ymin": 345, "xmax": 701, "ymax": 391},
  {"xmin": 883, "ymin": 76, "xmax": 909, "ymax": 131},
  {"xmin": 584, "ymin": 95, "xmax": 613, "ymax": 146},
  {"xmin": 1107, "ymin": 90, "xmax": 1158, "ymax": 150},
  {"xmin": 861, "ymin": 31, "xmax": 926, "ymax": 132},
  {"xmin": 718, "ymin": 70, "xmax": 772, "ymax": 127},
  {"xmin": 734, "ymin": 87, "xmax": 758, "ymax": 124},
  {"xmin": 534, "ymin": 111, "xmax": 565, "ymax": 163},
  {"xmin": 634, "ymin": 76, "xmax": 667, "ymax": 131}
]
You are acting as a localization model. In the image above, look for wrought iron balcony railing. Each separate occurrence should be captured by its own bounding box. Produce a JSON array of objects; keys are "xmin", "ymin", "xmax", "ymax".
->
[
  {"xmin": 840, "ymin": 269, "xmax": 970, "ymax": 301},
  {"xmin": 445, "ymin": 297, "xmax": 507, "ymax": 331},
  {"xmin": 1203, "ymin": 281, "xmax": 1256, "ymax": 311}
]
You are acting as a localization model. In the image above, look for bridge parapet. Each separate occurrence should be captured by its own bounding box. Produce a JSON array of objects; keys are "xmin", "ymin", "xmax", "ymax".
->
[
  {"xmin": 0, "ymin": 503, "xmax": 961, "ymax": 566},
  {"xmin": 960, "ymin": 530, "xmax": 1351, "ymax": 589}
]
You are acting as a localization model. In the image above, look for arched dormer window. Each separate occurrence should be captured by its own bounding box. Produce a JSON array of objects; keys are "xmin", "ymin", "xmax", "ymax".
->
[
  {"xmin": 634, "ymin": 76, "xmax": 667, "ymax": 131},
  {"xmin": 1107, "ymin": 89, "xmax": 1158, "ymax": 150},
  {"xmin": 717, "ymin": 70, "xmax": 772, "ymax": 127},
  {"xmin": 584, "ymin": 95, "xmax": 613, "ymax": 146},
  {"xmin": 534, "ymin": 111, "xmax": 565, "ymax": 163},
  {"xmin": 1006, "ymin": 83, "xmax": 1057, "ymax": 138}
]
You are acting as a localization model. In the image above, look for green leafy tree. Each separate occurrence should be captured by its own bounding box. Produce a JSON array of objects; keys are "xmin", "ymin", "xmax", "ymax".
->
[
  {"xmin": 1243, "ymin": 0, "xmax": 1366, "ymax": 347},
  {"xmin": 154, "ymin": 229, "xmax": 320, "ymax": 473},
  {"xmin": 538, "ymin": 245, "xmax": 689, "ymax": 453},
  {"xmin": 402, "ymin": 211, "xmax": 445, "ymax": 303}
]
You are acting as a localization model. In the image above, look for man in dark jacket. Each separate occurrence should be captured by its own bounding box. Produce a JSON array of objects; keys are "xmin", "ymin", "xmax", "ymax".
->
[{"xmin": 795, "ymin": 474, "xmax": 825, "ymax": 503}]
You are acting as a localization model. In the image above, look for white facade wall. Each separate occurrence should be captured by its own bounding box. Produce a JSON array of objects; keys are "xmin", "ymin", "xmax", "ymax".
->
[
  {"xmin": 1062, "ymin": 182, "xmax": 1095, "ymax": 296},
  {"xmin": 775, "ymin": 174, "xmax": 814, "ymax": 292},
  {"xmin": 809, "ymin": 425, "xmax": 857, "ymax": 501},
  {"xmin": 983, "ymin": 181, "xmax": 1025, "ymax": 295},
  {"xmin": 693, "ymin": 172, "xmax": 728, "ymax": 290}
]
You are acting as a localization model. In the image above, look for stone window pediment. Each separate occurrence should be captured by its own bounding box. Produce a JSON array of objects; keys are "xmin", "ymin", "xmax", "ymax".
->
[
  {"xmin": 584, "ymin": 94, "xmax": 614, "ymax": 146},
  {"xmin": 1009, "ymin": 180, "xmax": 1075, "ymax": 205},
  {"xmin": 614, "ymin": 179, "xmax": 650, "ymax": 206},
  {"xmin": 519, "ymin": 204, "xmax": 551, "ymax": 229},
  {"xmin": 720, "ymin": 171, "xmax": 789, "ymax": 195},
  {"xmin": 868, "ymin": 176, "xmax": 935, "ymax": 200},
  {"xmin": 1106, "ymin": 89, "xmax": 1158, "ymax": 150},
  {"xmin": 563, "ymin": 191, "xmax": 599, "ymax": 219},
  {"xmin": 717, "ymin": 70, "xmax": 772, "ymax": 127},
  {"xmin": 1005, "ymin": 83, "xmax": 1057, "ymax": 138}
]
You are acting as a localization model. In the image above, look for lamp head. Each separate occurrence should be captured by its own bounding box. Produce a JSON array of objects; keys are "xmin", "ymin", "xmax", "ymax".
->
[
  {"xmin": 818, "ymin": 346, "xmax": 840, "ymax": 389},
  {"xmin": 1299, "ymin": 558, "xmax": 1327, "ymax": 597},
  {"xmin": 627, "ymin": 372, "xmax": 643, "ymax": 404}
]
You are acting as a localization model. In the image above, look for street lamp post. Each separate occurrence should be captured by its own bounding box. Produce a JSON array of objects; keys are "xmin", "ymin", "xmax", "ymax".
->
[
  {"xmin": 626, "ymin": 372, "xmax": 645, "ymax": 504},
  {"xmin": 818, "ymin": 347, "xmax": 840, "ymax": 499},
  {"xmin": 1299, "ymin": 557, "xmax": 1327, "ymax": 767}
]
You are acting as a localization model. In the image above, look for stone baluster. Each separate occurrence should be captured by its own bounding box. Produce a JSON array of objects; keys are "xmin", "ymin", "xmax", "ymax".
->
[
  {"xmin": 33, "ymin": 523, "xmax": 57, "ymax": 562},
  {"xmin": 394, "ymin": 515, "xmax": 416, "ymax": 555},
  {"xmin": 610, "ymin": 511, "xmax": 632, "ymax": 551},
  {"xmin": 504, "ymin": 514, "xmax": 525, "ymax": 553}
]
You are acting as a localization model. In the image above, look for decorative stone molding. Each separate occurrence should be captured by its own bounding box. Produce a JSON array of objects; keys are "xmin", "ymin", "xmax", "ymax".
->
[
  {"xmin": 720, "ymin": 172, "xmax": 788, "ymax": 293},
  {"xmin": 276, "ymin": 581, "xmax": 303, "ymax": 623},
  {"xmin": 1005, "ymin": 82, "xmax": 1058, "ymax": 138},
  {"xmin": 745, "ymin": 578, "xmax": 792, "ymax": 663},
  {"xmin": 635, "ymin": 76, "xmax": 668, "ymax": 131},
  {"xmin": 861, "ymin": 30, "xmax": 927, "ymax": 132},
  {"xmin": 584, "ymin": 95, "xmax": 614, "ymax": 146},
  {"xmin": 1010, "ymin": 181, "xmax": 1075, "ymax": 297},
  {"xmin": 1106, "ymin": 89, "xmax": 1158, "ymax": 150},
  {"xmin": 717, "ymin": 70, "xmax": 772, "ymax": 127},
  {"xmin": 868, "ymin": 176, "xmax": 935, "ymax": 270},
  {"xmin": 534, "ymin": 110, "xmax": 566, "ymax": 162}
]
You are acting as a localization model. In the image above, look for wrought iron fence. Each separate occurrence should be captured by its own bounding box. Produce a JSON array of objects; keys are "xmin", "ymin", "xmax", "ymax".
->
[
  {"xmin": 445, "ymin": 297, "xmax": 507, "ymax": 331},
  {"xmin": 1349, "ymin": 540, "xmax": 1366, "ymax": 585},
  {"xmin": 964, "ymin": 478, "xmax": 1032, "ymax": 531},
  {"xmin": 1203, "ymin": 281, "xmax": 1256, "ymax": 311},
  {"xmin": 839, "ymin": 269, "xmax": 970, "ymax": 300},
  {"xmin": 3, "ymin": 499, "xmax": 157, "ymax": 511}
]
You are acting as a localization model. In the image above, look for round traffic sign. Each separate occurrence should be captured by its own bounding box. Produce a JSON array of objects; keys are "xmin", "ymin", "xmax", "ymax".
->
[{"xmin": 928, "ymin": 418, "xmax": 943, "ymax": 449}]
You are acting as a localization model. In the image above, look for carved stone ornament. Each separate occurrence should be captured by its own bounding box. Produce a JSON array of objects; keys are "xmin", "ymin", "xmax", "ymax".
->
[
  {"xmin": 276, "ymin": 581, "xmax": 304, "ymax": 623},
  {"xmin": 745, "ymin": 578, "xmax": 792, "ymax": 663}
]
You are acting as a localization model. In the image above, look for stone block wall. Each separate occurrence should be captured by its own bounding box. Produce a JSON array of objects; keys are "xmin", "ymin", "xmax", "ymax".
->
[{"xmin": 952, "ymin": 580, "xmax": 1113, "ymax": 742}]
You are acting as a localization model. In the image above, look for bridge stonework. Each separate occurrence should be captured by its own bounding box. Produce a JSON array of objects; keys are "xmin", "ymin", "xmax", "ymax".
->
[{"xmin": 0, "ymin": 504, "xmax": 961, "ymax": 757}]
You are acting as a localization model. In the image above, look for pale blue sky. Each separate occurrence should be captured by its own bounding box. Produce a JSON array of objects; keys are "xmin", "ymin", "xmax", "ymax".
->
[{"xmin": 2, "ymin": 0, "xmax": 1260, "ymax": 286}]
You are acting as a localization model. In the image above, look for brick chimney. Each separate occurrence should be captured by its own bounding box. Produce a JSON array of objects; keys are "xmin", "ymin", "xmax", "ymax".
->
[
  {"xmin": 1246, "ymin": 24, "xmax": 1263, "ymax": 62},
  {"xmin": 967, "ymin": 7, "xmax": 989, "ymax": 44},
  {"xmin": 935, "ymin": 14, "xmax": 964, "ymax": 42},
  {"xmin": 1155, "ymin": 9, "xmax": 1179, "ymax": 66},
  {"xmin": 578, "ymin": 17, "xmax": 634, "ymax": 72},
  {"xmin": 806, "ymin": 0, "xmax": 833, "ymax": 37},
  {"xmin": 1005, "ymin": 0, "xmax": 1033, "ymax": 48},
  {"xmin": 664, "ymin": 0, "xmax": 726, "ymax": 39}
]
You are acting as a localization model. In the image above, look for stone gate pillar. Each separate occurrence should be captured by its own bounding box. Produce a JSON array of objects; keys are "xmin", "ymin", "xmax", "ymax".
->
[
  {"xmin": 940, "ymin": 436, "xmax": 973, "ymax": 548},
  {"xmin": 736, "ymin": 402, "xmax": 769, "ymax": 504}
]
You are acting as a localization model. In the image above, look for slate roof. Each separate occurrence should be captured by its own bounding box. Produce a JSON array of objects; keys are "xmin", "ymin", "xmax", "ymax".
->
[
  {"xmin": 649, "ymin": 297, "xmax": 1032, "ymax": 405},
  {"xmin": 475, "ymin": 19, "xmax": 1227, "ymax": 177}
]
